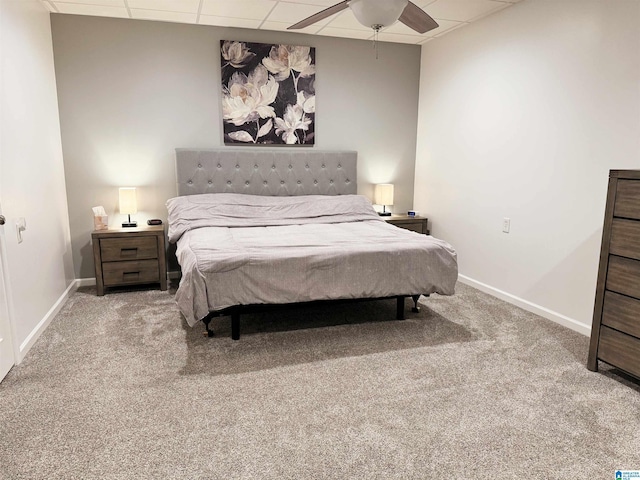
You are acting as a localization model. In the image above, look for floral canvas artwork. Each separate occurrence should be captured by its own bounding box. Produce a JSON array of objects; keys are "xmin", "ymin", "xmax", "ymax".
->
[{"xmin": 221, "ymin": 40, "xmax": 316, "ymax": 145}]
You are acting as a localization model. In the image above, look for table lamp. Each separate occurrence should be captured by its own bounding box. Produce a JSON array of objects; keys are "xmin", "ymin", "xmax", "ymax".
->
[
  {"xmin": 374, "ymin": 183, "xmax": 394, "ymax": 216},
  {"xmin": 119, "ymin": 187, "xmax": 137, "ymax": 227}
]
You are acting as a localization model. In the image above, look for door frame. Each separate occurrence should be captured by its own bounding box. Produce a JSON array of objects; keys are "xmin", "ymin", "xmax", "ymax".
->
[
  {"xmin": 0, "ymin": 207, "xmax": 18, "ymax": 382},
  {"xmin": 0, "ymin": 3, "xmax": 18, "ymax": 378}
]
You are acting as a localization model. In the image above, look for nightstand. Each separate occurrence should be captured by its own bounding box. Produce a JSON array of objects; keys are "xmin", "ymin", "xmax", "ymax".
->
[
  {"xmin": 92, "ymin": 225, "xmax": 167, "ymax": 296},
  {"xmin": 384, "ymin": 215, "xmax": 429, "ymax": 234}
]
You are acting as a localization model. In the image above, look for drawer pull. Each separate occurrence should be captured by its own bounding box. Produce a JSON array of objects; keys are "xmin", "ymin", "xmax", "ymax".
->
[
  {"xmin": 120, "ymin": 248, "xmax": 138, "ymax": 257},
  {"xmin": 123, "ymin": 271, "xmax": 140, "ymax": 279}
]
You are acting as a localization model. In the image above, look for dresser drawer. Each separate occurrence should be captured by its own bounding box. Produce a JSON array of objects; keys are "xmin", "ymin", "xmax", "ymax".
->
[
  {"xmin": 100, "ymin": 237, "xmax": 158, "ymax": 262},
  {"xmin": 614, "ymin": 179, "xmax": 640, "ymax": 220},
  {"xmin": 610, "ymin": 218, "xmax": 640, "ymax": 260},
  {"xmin": 598, "ymin": 326, "xmax": 640, "ymax": 378},
  {"xmin": 102, "ymin": 260, "xmax": 160, "ymax": 286},
  {"xmin": 602, "ymin": 291, "xmax": 640, "ymax": 338},
  {"xmin": 605, "ymin": 255, "xmax": 640, "ymax": 299}
]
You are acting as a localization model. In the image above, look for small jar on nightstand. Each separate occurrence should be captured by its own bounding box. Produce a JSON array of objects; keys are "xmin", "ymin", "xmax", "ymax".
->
[
  {"xmin": 91, "ymin": 225, "xmax": 167, "ymax": 296},
  {"xmin": 383, "ymin": 215, "xmax": 429, "ymax": 235}
]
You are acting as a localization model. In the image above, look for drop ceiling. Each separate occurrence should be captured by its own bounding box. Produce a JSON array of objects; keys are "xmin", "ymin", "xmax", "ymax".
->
[{"xmin": 40, "ymin": 0, "xmax": 522, "ymax": 45}]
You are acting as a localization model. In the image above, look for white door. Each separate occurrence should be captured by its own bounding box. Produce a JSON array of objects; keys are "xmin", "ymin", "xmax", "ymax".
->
[
  {"xmin": 0, "ymin": 2, "xmax": 15, "ymax": 382},
  {"xmin": 0, "ymin": 206, "xmax": 14, "ymax": 382},
  {"xmin": 0, "ymin": 0, "xmax": 12, "ymax": 383}
]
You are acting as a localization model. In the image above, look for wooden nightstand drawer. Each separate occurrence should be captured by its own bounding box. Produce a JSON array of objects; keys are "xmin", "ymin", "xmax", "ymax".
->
[
  {"xmin": 102, "ymin": 259, "xmax": 160, "ymax": 286},
  {"xmin": 384, "ymin": 215, "xmax": 429, "ymax": 234},
  {"xmin": 395, "ymin": 221, "xmax": 424, "ymax": 234},
  {"xmin": 598, "ymin": 326, "xmax": 640, "ymax": 378},
  {"xmin": 100, "ymin": 237, "xmax": 158, "ymax": 262}
]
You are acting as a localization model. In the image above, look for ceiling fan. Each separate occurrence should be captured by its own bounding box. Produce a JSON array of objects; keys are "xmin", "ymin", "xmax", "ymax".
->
[{"xmin": 287, "ymin": 0, "xmax": 439, "ymax": 35}]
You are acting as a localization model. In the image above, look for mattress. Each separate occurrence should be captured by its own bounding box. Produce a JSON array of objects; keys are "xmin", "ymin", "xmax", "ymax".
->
[{"xmin": 167, "ymin": 193, "xmax": 458, "ymax": 326}]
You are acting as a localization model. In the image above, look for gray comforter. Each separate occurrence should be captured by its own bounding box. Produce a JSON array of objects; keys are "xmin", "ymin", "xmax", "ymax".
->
[{"xmin": 167, "ymin": 194, "xmax": 458, "ymax": 326}]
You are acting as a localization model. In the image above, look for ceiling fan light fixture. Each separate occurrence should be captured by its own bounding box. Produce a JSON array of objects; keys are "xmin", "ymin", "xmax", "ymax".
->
[{"xmin": 348, "ymin": 0, "xmax": 409, "ymax": 29}]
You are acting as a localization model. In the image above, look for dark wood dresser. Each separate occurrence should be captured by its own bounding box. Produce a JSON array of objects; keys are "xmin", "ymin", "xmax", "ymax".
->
[{"xmin": 588, "ymin": 170, "xmax": 640, "ymax": 378}]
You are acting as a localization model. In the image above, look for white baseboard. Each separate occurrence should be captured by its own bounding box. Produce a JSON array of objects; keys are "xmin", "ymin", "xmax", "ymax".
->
[
  {"xmin": 458, "ymin": 274, "xmax": 591, "ymax": 337},
  {"xmin": 18, "ymin": 279, "xmax": 78, "ymax": 363},
  {"xmin": 76, "ymin": 277, "xmax": 96, "ymax": 287}
]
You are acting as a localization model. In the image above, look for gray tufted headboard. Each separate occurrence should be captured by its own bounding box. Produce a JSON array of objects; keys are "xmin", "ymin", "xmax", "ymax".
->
[{"xmin": 175, "ymin": 149, "xmax": 357, "ymax": 196}]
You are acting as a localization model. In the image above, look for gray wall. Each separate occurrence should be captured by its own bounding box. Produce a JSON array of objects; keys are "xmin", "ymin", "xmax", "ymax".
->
[{"xmin": 51, "ymin": 14, "xmax": 421, "ymax": 278}]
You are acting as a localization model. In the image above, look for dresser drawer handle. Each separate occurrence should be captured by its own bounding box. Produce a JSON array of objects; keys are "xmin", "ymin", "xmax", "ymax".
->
[
  {"xmin": 120, "ymin": 248, "xmax": 138, "ymax": 256},
  {"xmin": 123, "ymin": 271, "xmax": 140, "ymax": 279}
]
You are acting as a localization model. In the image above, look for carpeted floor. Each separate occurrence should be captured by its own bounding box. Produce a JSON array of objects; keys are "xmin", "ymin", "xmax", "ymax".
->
[{"xmin": 1, "ymin": 282, "xmax": 639, "ymax": 479}]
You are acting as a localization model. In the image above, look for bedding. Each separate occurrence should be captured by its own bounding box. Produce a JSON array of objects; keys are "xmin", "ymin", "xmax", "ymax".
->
[{"xmin": 167, "ymin": 193, "xmax": 458, "ymax": 327}]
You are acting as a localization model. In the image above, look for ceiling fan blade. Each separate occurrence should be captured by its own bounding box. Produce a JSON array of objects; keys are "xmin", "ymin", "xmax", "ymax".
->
[
  {"xmin": 288, "ymin": 0, "xmax": 349, "ymax": 30},
  {"xmin": 399, "ymin": 1, "xmax": 439, "ymax": 34}
]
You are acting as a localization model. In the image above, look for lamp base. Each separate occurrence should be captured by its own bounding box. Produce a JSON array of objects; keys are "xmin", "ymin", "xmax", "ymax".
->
[
  {"xmin": 122, "ymin": 221, "xmax": 137, "ymax": 228},
  {"xmin": 378, "ymin": 212, "xmax": 391, "ymax": 217}
]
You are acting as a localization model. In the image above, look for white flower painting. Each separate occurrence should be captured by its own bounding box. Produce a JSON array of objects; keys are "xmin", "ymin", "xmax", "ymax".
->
[{"xmin": 221, "ymin": 40, "xmax": 316, "ymax": 145}]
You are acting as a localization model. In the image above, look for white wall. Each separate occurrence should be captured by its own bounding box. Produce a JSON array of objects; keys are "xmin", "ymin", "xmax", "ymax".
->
[
  {"xmin": 0, "ymin": 0, "xmax": 75, "ymax": 360},
  {"xmin": 415, "ymin": 0, "xmax": 640, "ymax": 333}
]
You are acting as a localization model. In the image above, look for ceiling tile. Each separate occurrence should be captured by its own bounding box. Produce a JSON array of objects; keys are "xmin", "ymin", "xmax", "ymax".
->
[
  {"xmin": 415, "ymin": 0, "xmax": 438, "ymax": 10},
  {"xmin": 198, "ymin": 15, "xmax": 262, "ymax": 29},
  {"xmin": 375, "ymin": 32, "xmax": 423, "ymax": 44},
  {"xmin": 53, "ymin": 2, "xmax": 129, "ymax": 17},
  {"xmin": 423, "ymin": 0, "xmax": 505, "ymax": 22},
  {"xmin": 267, "ymin": 2, "xmax": 334, "ymax": 25},
  {"xmin": 40, "ymin": 1, "xmax": 57, "ymax": 12},
  {"xmin": 468, "ymin": 1, "xmax": 510, "ymax": 21},
  {"xmin": 316, "ymin": 27, "xmax": 372, "ymax": 40},
  {"xmin": 200, "ymin": 0, "xmax": 276, "ymax": 20},
  {"xmin": 433, "ymin": 20, "xmax": 467, "ymax": 36},
  {"xmin": 282, "ymin": 0, "xmax": 341, "ymax": 6},
  {"xmin": 130, "ymin": 9, "xmax": 197, "ymax": 23},
  {"xmin": 384, "ymin": 17, "xmax": 461, "ymax": 37},
  {"xmin": 323, "ymin": 10, "xmax": 371, "ymax": 31},
  {"xmin": 127, "ymin": 0, "xmax": 200, "ymax": 14},
  {"xmin": 259, "ymin": 20, "xmax": 321, "ymax": 35},
  {"xmin": 53, "ymin": 0, "xmax": 125, "ymax": 6}
]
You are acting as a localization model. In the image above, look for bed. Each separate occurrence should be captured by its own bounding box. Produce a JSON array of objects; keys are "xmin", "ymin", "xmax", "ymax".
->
[{"xmin": 168, "ymin": 149, "xmax": 458, "ymax": 339}]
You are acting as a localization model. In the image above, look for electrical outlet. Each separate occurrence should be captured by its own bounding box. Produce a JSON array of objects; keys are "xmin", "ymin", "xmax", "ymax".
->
[{"xmin": 502, "ymin": 217, "xmax": 510, "ymax": 233}]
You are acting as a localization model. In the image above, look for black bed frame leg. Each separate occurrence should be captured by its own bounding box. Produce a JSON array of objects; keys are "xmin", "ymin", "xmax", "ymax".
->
[
  {"xmin": 411, "ymin": 295, "xmax": 421, "ymax": 313},
  {"xmin": 231, "ymin": 311, "xmax": 240, "ymax": 340},
  {"xmin": 396, "ymin": 296, "xmax": 405, "ymax": 320},
  {"xmin": 202, "ymin": 313, "xmax": 214, "ymax": 338}
]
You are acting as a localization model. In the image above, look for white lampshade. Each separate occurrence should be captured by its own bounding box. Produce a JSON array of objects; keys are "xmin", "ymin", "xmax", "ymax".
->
[
  {"xmin": 374, "ymin": 183, "xmax": 394, "ymax": 206},
  {"xmin": 119, "ymin": 187, "xmax": 137, "ymax": 215},
  {"xmin": 349, "ymin": 0, "xmax": 408, "ymax": 28}
]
